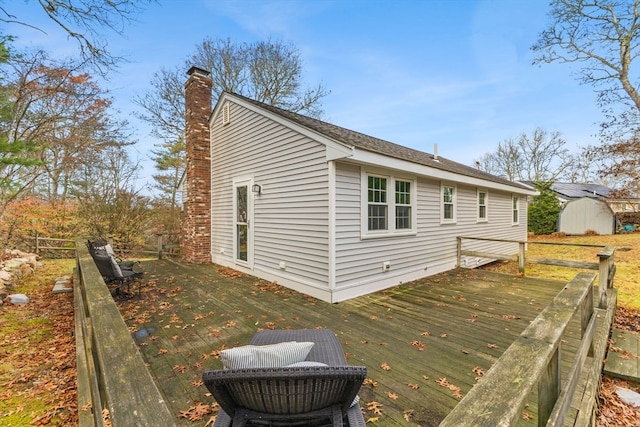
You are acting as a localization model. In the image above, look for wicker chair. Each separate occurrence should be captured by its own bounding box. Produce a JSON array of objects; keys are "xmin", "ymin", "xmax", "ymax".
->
[{"xmin": 203, "ymin": 329, "xmax": 367, "ymax": 427}]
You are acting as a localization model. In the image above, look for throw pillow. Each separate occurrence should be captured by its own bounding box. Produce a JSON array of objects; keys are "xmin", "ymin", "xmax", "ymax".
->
[
  {"xmin": 108, "ymin": 254, "xmax": 123, "ymax": 278},
  {"xmin": 221, "ymin": 341, "xmax": 314, "ymax": 369}
]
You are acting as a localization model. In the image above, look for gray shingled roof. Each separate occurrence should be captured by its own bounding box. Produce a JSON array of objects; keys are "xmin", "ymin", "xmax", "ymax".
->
[{"xmin": 228, "ymin": 92, "xmax": 530, "ymax": 191}]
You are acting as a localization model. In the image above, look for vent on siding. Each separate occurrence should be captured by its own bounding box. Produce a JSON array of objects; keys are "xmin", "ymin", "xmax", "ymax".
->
[{"xmin": 222, "ymin": 102, "xmax": 230, "ymax": 125}]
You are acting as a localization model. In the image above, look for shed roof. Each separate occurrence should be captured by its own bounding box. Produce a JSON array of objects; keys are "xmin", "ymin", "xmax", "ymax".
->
[
  {"xmin": 226, "ymin": 92, "xmax": 530, "ymax": 191},
  {"xmin": 519, "ymin": 182, "xmax": 616, "ymax": 199}
]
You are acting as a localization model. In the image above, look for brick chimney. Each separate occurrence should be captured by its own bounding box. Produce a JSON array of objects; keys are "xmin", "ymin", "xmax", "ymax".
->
[{"xmin": 181, "ymin": 66, "xmax": 212, "ymax": 263}]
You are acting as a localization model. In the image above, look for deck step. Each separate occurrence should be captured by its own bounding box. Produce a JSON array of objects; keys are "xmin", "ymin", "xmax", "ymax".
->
[{"xmin": 604, "ymin": 328, "xmax": 640, "ymax": 381}]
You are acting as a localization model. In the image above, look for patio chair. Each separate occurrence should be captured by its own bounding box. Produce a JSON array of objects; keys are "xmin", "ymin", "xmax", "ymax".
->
[
  {"xmin": 88, "ymin": 241, "xmax": 143, "ymax": 298},
  {"xmin": 88, "ymin": 239, "xmax": 141, "ymax": 271},
  {"xmin": 203, "ymin": 328, "xmax": 367, "ymax": 427}
]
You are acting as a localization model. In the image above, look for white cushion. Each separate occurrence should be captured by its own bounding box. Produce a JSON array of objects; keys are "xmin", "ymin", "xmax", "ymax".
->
[
  {"xmin": 285, "ymin": 361, "xmax": 328, "ymax": 367},
  {"xmin": 221, "ymin": 341, "xmax": 314, "ymax": 369}
]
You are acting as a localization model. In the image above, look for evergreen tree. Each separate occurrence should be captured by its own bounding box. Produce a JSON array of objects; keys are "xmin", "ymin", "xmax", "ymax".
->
[{"xmin": 528, "ymin": 182, "xmax": 562, "ymax": 235}]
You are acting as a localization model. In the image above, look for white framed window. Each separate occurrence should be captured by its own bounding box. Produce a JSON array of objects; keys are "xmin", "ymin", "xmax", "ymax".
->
[
  {"xmin": 512, "ymin": 195, "xmax": 520, "ymax": 225},
  {"xmin": 441, "ymin": 184, "xmax": 456, "ymax": 223},
  {"xmin": 362, "ymin": 171, "xmax": 416, "ymax": 237},
  {"xmin": 477, "ymin": 189, "xmax": 488, "ymax": 222},
  {"xmin": 395, "ymin": 180, "xmax": 412, "ymax": 230},
  {"xmin": 368, "ymin": 175, "xmax": 388, "ymax": 231}
]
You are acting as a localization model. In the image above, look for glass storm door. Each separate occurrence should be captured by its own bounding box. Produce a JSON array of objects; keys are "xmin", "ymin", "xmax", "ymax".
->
[{"xmin": 234, "ymin": 181, "xmax": 252, "ymax": 266}]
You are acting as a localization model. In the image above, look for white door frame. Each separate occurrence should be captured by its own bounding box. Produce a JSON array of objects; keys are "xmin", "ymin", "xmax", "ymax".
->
[{"xmin": 232, "ymin": 177, "xmax": 254, "ymax": 269}]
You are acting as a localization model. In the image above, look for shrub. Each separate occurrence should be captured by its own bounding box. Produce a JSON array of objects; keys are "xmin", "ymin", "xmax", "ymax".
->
[{"xmin": 528, "ymin": 182, "xmax": 562, "ymax": 235}]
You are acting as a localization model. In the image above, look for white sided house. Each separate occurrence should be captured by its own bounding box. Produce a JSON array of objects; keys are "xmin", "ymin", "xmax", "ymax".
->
[{"xmin": 181, "ymin": 67, "xmax": 536, "ymax": 303}]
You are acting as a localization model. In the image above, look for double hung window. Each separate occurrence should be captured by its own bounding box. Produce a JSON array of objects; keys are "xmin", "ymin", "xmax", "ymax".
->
[
  {"xmin": 441, "ymin": 184, "xmax": 456, "ymax": 223},
  {"xmin": 512, "ymin": 196, "xmax": 520, "ymax": 224},
  {"xmin": 363, "ymin": 172, "xmax": 416, "ymax": 236},
  {"xmin": 477, "ymin": 190, "xmax": 488, "ymax": 222}
]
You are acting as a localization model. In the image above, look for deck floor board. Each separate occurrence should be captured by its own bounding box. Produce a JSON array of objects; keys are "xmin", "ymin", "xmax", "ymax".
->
[{"xmin": 116, "ymin": 262, "xmax": 612, "ymax": 426}]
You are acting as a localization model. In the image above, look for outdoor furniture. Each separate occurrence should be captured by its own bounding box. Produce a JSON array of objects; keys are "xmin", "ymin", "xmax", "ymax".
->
[
  {"xmin": 88, "ymin": 239, "xmax": 141, "ymax": 271},
  {"xmin": 203, "ymin": 328, "xmax": 367, "ymax": 426},
  {"xmin": 87, "ymin": 240, "xmax": 143, "ymax": 298}
]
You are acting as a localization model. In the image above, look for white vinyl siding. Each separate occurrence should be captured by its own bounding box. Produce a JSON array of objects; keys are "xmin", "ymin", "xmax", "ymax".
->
[
  {"xmin": 334, "ymin": 163, "xmax": 527, "ymax": 293},
  {"xmin": 210, "ymin": 101, "xmax": 330, "ymax": 290}
]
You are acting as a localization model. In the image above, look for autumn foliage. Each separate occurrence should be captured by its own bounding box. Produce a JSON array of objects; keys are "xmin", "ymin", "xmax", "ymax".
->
[{"xmin": 0, "ymin": 196, "xmax": 83, "ymax": 249}]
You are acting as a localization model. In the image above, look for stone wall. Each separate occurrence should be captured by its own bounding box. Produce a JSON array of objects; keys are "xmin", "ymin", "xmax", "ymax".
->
[{"xmin": 0, "ymin": 250, "xmax": 43, "ymax": 303}]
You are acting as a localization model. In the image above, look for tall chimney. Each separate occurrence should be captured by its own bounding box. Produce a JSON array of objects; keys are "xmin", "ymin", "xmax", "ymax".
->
[{"xmin": 181, "ymin": 66, "xmax": 212, "ymax": 263}]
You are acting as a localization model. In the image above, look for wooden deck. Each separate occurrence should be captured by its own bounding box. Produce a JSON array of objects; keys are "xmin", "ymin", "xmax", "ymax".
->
[{"xmin": 116, "ymin": 260, "xmax": 613, "ymax": 426}]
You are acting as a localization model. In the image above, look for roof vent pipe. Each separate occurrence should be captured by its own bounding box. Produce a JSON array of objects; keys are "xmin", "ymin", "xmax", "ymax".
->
[{"xmin": 433, "ymin": 144, "xmax": 439, "ymax": 161}]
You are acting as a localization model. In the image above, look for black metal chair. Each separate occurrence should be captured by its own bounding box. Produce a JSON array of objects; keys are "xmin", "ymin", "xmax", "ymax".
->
[
  {"xmin": 203, "ymin": 329, "xmax": 367, "ymax": 426},
  {"xmin": 88, "ymin": 241, "xmax": 142, "ymax": 298}
]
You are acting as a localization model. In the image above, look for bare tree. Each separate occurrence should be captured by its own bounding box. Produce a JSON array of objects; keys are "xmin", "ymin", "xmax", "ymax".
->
[
  {"xmin": 135, "ymin": 37, "xmax": 330, "ymax": 205},
  {"xmin": 192, "ymin": 37, "xmax": 248, "ymax": 99},
  {"xmin": 474, "ymin": 128, "xmax": 574, "ymax": 182},
  {"xmin": 72, "ymin": 146, "xmax": 151, "ymax": 245},
  {"xmin": 247, "ymin": 39, "xmax": 328, "ymax": 118},
  {"xmin": 0, "ymin": 0, "xmax": 153, "ymax": 73},
  {"xmin": 532, "ymin": 0, "xmax": 640, "ymax": 139}
]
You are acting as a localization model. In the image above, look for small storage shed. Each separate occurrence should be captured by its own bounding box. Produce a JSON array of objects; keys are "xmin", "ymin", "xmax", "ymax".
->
[{"xmin": 557, "ymin": 197, "xmax": 615, "ymax": 235}]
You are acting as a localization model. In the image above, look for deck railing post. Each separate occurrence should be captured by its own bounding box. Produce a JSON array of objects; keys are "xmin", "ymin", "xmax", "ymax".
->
[
  {"xmin": 582, "ymin": 284, "xmax": 595, "ymax": 358},
  {"xmin": 538, "ymin": 345, "xmax": 561, "ymax": 427},
  {"xmin": 518, "ymin": 241, "xmax": 526, "ymax": 275},
  {"xmin": 456, "ymin": 236, "xmax": 461, "ymax": 267},
  {"xmin": 597, "ymin": 246, "xmax": 615, "ymax": 309},
  {"xmin": 157, "ymin": 234, "xmax": 164, "ymax": 260}
]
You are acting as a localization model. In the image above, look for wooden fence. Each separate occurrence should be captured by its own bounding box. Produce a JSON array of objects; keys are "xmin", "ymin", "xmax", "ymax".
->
[
  {"xmin": 74, "ymin": 238, "xmax": 176, "ymax": 426},
  {"xmin": 24, "ymin": 235, "xmax": 76, "ymax": 255},
  {"xmin": 22, "ymin": 233, "xmax": 180, "ymax": 259}
]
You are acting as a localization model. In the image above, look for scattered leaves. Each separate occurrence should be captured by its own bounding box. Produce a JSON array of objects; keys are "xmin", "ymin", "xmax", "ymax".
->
[
  {"xmin": 363, "ymin": 378, "xmax": 378, "ymax": 387},
  {"xmin": 380, "ymin": 362, "xmax": 391, "ymax": 371},
  {"xmin": 366, "ymin": 401, "xmax": 383, "ymax": 416},
  {"xmin": 411, "ymin": 340, "xmax": 427, "ymax": 351},
  {"xmin": 179, "ymin": 402, "xmax": 217, "ymax": 421}
]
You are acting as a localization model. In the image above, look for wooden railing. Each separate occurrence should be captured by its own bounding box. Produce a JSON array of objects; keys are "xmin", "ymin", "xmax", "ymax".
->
[
  {"xmin": 456, "ymin": 236, "xmax": 616, "ymax": 309},
  {"xmin": 74, "ymin": 238, "xmax": 176, "ymax": 426},
  {"xmin": 24, "ymin": 235, "xmax": 76, "ymax": 255},
  {"xmin": 101, "ymin": 233, "xmax": 180, "ymax": 259},
  {"xmin": 440, "ymin": 272, "xmax": 600, "ymax": 427}
]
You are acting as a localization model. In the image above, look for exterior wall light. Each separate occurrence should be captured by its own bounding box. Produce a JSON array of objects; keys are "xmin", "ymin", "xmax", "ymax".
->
[{"xmin": 252, "ymin": 184, "xmax": 261, "ymax": 194}]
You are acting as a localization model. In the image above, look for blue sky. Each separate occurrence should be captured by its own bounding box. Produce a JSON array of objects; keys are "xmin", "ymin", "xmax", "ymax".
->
[{"xmin": 8, "ymin": 0, "xmax": 603, "ymax": 186}]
